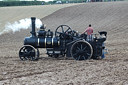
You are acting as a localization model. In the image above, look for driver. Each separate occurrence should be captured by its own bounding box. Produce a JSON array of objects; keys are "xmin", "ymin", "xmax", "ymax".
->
[{"xmin": 82, "ymin": 24, "xmax": 93, "ymax": 41}]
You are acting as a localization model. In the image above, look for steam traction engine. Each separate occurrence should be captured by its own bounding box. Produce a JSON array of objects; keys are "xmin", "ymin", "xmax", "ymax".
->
[{"xmin": 19, "ymin": 17, "xmax": 107, "ymax": 61}]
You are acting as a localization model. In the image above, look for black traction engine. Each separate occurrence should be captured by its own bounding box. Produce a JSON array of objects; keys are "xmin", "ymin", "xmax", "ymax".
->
[{"xmin": 19, "ymin": 17, "xmax": 107, "ymax": 61}]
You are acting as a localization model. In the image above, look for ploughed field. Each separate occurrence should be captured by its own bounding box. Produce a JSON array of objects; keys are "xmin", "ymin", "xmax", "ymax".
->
[{"xmin": 0, "ymin": 2, "xmax": 128, "ymax": 85}]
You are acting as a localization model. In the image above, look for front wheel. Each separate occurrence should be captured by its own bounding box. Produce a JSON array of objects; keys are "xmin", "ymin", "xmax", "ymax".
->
[
  {"xmin": 70, "ymin": 40, "xmax": 93, "ymax": 60},
  {"xmin": 19, "ymin": 45, "xmax": 39, "ymax": 61}
]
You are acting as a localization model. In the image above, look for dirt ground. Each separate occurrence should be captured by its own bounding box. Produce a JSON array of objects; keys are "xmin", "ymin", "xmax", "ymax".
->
[{"xmin": 0, "ymin": 2, "xmax": 128, "ymax": 85}]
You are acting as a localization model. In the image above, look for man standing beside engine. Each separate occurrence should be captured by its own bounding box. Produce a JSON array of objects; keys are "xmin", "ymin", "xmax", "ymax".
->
[{"xmin": 83, "ymin": 24, "xmax": 93, "ymax": 41}]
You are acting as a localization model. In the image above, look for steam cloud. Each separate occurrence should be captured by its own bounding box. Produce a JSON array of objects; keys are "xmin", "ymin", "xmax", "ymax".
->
[{"xmin": 0, "ymin": 18, "xmax": 42, "ymax": 35}]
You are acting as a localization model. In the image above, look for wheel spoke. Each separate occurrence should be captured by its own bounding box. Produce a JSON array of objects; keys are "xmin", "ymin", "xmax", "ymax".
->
[
  {"xmin": 87, "ymin": 53, "xmax": 91, "ymax": 56},
  {"xmin": 57, "ymin": 32, "xmax": 62, "ymax": 34},
  {"xmin": 20, "ymin": 56, "xmax": 25, "ymax": 60},
  {"xmin": 78, "ymin": 55, "xmax": 81, "ymax": 60},
  {"xmin": 30, "ymin": 52, "xmax": 35, "ymax": 55},
  {"xmin": 61, "ymin": 25, "xmax": 64, "ymax": 33},
  {"xmin": 77, "ymin": 46, "xmax": 80, "ymax": 50},
  {"xmin": 65, "ymin": 28, "xmax": 70, "ymax": 33},
  {"xmin": 19, "ymin": 52, "xmax": 25, "ymax": 56},
  {"xmin": 72, "ymin": 52, "xmax": 78, "ymax": 56},
  {"xmin": 81, "ymin": 44, "xmax": 83, "ymax": 50},
  {"xmin": 30, "ymin": 56, "xmax": 35, "ymax": 60},
  {"xmin": 82, "ymin": 46, "xmax": 87, "ymax": 51},
  {"xmin": 82, "ymin": 56, "xmax": 86, "ymax": 60}
]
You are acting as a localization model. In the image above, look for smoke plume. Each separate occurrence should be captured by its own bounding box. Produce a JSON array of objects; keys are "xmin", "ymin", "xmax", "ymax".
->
[{"xmin": 0, "ymin": 18, "xmax": 42, "ymax": 35}]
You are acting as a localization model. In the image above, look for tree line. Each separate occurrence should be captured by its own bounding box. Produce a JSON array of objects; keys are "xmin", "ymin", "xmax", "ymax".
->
[
  {"xmin": 0, "ymin": 0, "xmax": 88, "ymax": 7},
  {"xmin": 0, "ymin": 1, "xmax": 44, "ymax": 7},
  {"xmin": 0, "ymin": 0, "xmax": 125, "ymax": 7}
]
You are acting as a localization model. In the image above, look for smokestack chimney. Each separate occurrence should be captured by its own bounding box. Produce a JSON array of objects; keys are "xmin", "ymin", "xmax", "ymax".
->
[{"xmin": 31, "ymin": 17, "xmax": 36, "ymax": 37}]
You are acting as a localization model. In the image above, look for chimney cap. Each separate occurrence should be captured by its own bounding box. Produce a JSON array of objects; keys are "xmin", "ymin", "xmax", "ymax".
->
[{"xmin": 31, "ymin": 17, "xmax": 36, "ymax": 20}]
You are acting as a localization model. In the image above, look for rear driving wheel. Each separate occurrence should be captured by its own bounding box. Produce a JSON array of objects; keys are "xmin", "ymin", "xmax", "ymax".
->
[{"xmin": 71, "ymin": 40, "xmax": 93, "ymax": 60}]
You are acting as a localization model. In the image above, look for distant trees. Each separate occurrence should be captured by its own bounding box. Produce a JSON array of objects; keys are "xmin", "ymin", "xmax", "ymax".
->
[
  {"xmin": 51, "ymin": 0, "xmax": 86, "ymax": 4},
  {"xmin": 0, "ymin": 1, "xmax": 44, "ymax": 7},
  {"xmin": 3, "ymin": 0, "xmax": 20, "ymax": 1},
  {"xmin": 0, "ymin": 0, "xmax": 125, "ymax": 7},
  {"xmin": 0, "ymin": 0, "xmax": 87, "ymax": 7}
]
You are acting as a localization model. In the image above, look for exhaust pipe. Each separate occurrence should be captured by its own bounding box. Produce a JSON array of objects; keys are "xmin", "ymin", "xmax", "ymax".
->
[{"xmin": 31, "ymin": 17, "xmax": 36, "ymax": 37}]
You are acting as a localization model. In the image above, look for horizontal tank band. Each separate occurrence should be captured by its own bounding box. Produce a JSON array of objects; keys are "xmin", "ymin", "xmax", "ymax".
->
[
  {"xmin": 45, "ymin": 38, "xmax": 46, "ymax": 48},
  {"xmin": 52, "ymin": 38, "xmax": 53, "ymax": 48},
  {"xmin": 58, "ymin": 40, "xmax": 60, "ymax": 46},
  {"xmin": 38, "ymin": 38, "xmax": 39, "ymax": 46}
]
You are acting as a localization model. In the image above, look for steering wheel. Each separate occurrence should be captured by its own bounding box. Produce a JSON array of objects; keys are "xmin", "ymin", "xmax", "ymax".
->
[{"xmin": 55, "ymin": 25, "xmax": 72, "ymax": 38}]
